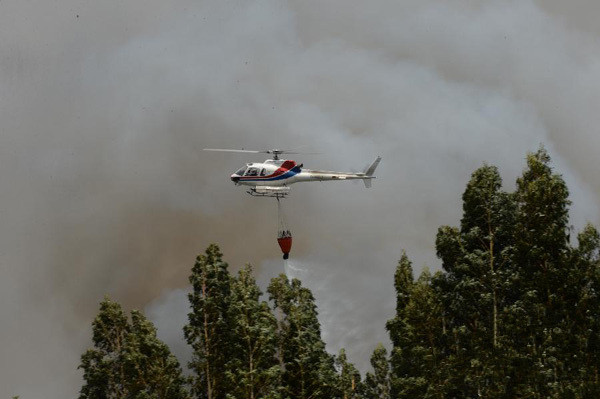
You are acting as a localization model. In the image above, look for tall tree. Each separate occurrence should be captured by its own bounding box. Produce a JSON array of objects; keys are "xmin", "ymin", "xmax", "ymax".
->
[
  {"xmin": 458, "ymin": 164, "xmax": 515, "ymax": 351},
  {"xmin": 572, "ymin": 224, "xmax": 600, "ymax": 396},
  {"xmin": 509, "ymin": 147, "xmax": 572, "ymax": 397},
  {"xmin": 384, "ymin": 148, "xmax": 600, "ymax": 398},
  {"xmin": 184, "ymin": 244, "xmax": 233, "ymax": 399},
  {"xmin": 386, "ymin": 256, "xmax": 444, "ymax": 398},
  {"xmin": 125, "ymin": 310, "xmax": 190, "ymax": 398},
  {"xmin": 79, "ymin": 297, "xmax": 189, "ymax": 399},
  {"xmin": 362, "ymin": 344, "xmax": 390, "ymax": 399},
  {"xmin": 386, "ymin": 252, "xmax": 419, "ymax": 398},
  {"xmin": 267, "ymin": 274, "xmax": 339, "ymax": 399},
  {"xmin": 434, "ymin": 164, "xmax": 516, "ymax": 397},
  {"xmin": 226, "ymin": 264, "xmax": 281, "ymax": 399},
  {"xmin": 80, "ymin": 297, "xmax": 130, "ymax": 399},
  {"xmin": 335, "ymin": 348, "xmax": 361, "ymax": 399}
]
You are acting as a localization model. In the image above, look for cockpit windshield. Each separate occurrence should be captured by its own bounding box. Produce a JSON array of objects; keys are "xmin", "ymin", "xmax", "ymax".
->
[{"xmin": 234, "ymin": 166, "xmax": 247, "ymax": 176}]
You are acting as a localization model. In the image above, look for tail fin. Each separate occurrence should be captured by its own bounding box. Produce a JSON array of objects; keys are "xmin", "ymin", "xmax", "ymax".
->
[
  {"xmin": 363, "ymin": 156, "xmax": 381, "ymax": 188},
  {"xmin": 364, "ymin": 156, "xmax": 381, "ymax": 176}
]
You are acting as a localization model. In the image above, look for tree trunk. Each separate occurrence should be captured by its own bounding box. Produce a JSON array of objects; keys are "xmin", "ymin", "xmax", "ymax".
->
[{"xmin": 202, "ymin": 277, "xmax": 213, "ymax": 399}]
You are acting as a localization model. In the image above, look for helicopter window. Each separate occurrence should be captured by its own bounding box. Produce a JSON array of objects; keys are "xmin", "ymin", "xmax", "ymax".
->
[
  {"xmin": 260, "ymin": 168, "xmax": 267, "ymax": 176},
  {"xmin": 245, "ymin": 167, "xmax": 259, "ymax": 176},
  {"xmin": 235, "ymin": 167, "xmax": 247, "ymax": 176}
]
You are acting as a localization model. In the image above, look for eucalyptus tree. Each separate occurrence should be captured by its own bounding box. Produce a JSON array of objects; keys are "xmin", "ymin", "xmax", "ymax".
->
[
  {"xmin": 509, "ymin": 148, "xmax": 572, "ymax": 397},
  {"xmin": 387, "ymin": 254, "xmax": 445, "ymax": 398},
  {"xmin": 226, "ymin": 264, "xmax": 281, "ymax": 399},
  {"xmin": 267, "ymin": 275, "xmax": 339, "ymax": 399},
  {"xmin": 79, "ymin": 297, "xmax": 189, "ymax": 399},
  {"xmin": 336, "ymin": 348, "xmax": 361, "ymax": 399},
  {"xmin": 434, "ymin": 164, "xmax": 516, "ymax": 397},
  {"xmin": 362, "ymin": 344, "xmax": 390, "ymax": 399},
  {"xmin": 184, "ymin": 244, "xmax": 233, "ymax": 399}
]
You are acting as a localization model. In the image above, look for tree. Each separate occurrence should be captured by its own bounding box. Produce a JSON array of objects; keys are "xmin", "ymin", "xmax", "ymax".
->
[
  {"xmin": 80, "ymin": 297, "xmax": 130, "ymax": 399},
  {"xmin": 386, "ymin": 255, "xmax": 445, "ymax": 398},
  {"xmin": 335, "ymin": 348, "xmax": 361, "ymax": 399},
  {"xmin": 386, "ymin": 252, "xmax": 420, "ymax": 398},
  {"xmin": 554, "ymin": 223, "xmax": 600, "ymax": 397},
  {"xmin": 184, "ymin": 244, "xmax": 233, "ymax": 399},
  {"xmin": 508, "ymin": 147, "xmax": 572, "ymax": 397},
  {"xmin": 79, "ymin": 297, "xmax": 189, "ymax": 399},
  {"xmin": 362, "ymin": 344, "xmax": 390, "ymax": 399},
  {"xmin": 434, "ymin": 165, "xmax": 516, "ymax": 398},
  {"xmin": 421, "ymin": 147, "xmax": 600, "ymax": 398},
  {"xmin": 267, "ymin": 274, "xmax": 339, "ymax": 399},
  {"xmin": 125, "ymin": 310, "xmax": 190, "ymax": 398},
  {"xmin": 226, "ymin": 264, "xmax": 281, "ymax": 399}
]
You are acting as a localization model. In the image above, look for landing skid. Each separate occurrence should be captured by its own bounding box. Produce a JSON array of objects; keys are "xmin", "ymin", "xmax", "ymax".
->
[{"xmin": 247, "ymin": 189, "xmax": 289, "ymax": 199}]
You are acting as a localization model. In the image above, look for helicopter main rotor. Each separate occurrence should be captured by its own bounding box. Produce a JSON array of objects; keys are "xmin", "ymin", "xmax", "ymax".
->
[{"xmin": 204, "ymin": 148, "xmax": 315, "ymax": 160}]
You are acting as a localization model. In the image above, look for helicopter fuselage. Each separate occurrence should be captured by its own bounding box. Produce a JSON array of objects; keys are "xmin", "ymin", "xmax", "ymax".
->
[
  {"xmin": 230, "ymin": 159, "xmax": 374, "ymax": 188},
  {"xmin": 203, "ymin": 147, "xmax": 380, "ymax": 198}
]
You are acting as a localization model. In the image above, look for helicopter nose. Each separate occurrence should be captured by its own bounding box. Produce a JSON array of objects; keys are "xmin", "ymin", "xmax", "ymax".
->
[{"xmin": 231, "ymin": 174, "xmax": 240, "ymax": 183}]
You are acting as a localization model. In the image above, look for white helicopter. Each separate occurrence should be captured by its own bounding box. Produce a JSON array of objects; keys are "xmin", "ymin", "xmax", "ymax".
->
[{"xmin": 204, "ymin": 148, "xmax": 381, "ymax": 198}]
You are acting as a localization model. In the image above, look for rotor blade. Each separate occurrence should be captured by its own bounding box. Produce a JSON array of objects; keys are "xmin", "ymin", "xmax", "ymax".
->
[
  {"xmin": 203, "ymin": 148, "xmax": 321, "ymax": 156},
  {"xmin": 282, "ymin": 145, "xmax": 321, "ymax": 155},
  {"xmin": 203, "ymin": 148, "xmax": 264, "ymax": 154},
  {"xmin": 272, "ymin": 150, "xmax": 321, "ymax": 155}
]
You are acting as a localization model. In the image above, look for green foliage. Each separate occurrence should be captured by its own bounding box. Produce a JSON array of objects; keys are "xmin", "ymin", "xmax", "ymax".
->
[
  {"xmin": 79, "ymin": 297, "xmax": 189, "ymax": 399},
  {"xmin": 433, "ymin": 164, "xmax": 516, "ymax": 397},
  {"xmin": 267, "ymin": 274, "xmax": 340, "ymax": 399},
  {"xmin": 226, "ymin": 264, "xmax": 281, "ymax": 399},
  {"xmin": 362, "ymin": 344, "xmax": 390, "ymax": 399},
  {"xmin": 180, "ymin": 246, "xmax": 360, "ymax": 399},
  {"xmin": 507, "ymin": 147, "xmax": 573, "ymax": 397},
  {"xmin": 388, "ymin": 268, "xmax": 445, "ymax": 399},
  {"xmin": 387, "ymin": 147, "xmax": 600, "ymax": 398},
  {"xmin": 184, "ymin": 244, "xmax": 233, "ymax": 399},
  {"xmin": 80, "ymin": 245, "xmax": 366, "ymax": 399},
  {"xmin": 335, "ymin": 349, "xmax": 361, "ymax": 399}
]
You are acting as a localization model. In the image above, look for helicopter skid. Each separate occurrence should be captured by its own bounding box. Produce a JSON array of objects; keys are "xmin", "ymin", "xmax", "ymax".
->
[{"xmin": 247, "ymin": 186, "xmax": 290, "ymax": 198}]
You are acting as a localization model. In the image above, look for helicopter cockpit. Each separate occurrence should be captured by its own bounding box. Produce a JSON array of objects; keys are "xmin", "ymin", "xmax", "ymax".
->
[
  {"xmin": 230, "ymin": 165, "xmax": 247, "ymax": 182},
  {"xmin": 230, "ymin": 159, "xmax": 298, "ymax": 183},
  {"xmin": 245, "ymin": 167, "xmax": 260, "ymax": 176},
  {"xmin": 234, "ymin": 166, "xmax": 247, "ymax": 176},
  {"xmin": 231, "ymin": 163, "xmax": 269, "ymax": 182}
]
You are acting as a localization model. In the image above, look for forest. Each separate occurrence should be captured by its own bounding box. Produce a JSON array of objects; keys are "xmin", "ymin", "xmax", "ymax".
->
[{"xmin": 78, "ymin": 148, "xmax": 600, "ymax": 399}]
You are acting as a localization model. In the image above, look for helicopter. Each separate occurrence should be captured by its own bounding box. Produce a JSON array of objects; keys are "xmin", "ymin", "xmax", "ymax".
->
[{"xmin": 204, "ymin": 148, "xmax": 381, "ymax": 198}]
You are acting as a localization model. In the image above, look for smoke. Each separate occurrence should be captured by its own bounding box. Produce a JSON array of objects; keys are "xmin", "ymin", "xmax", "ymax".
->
[{"xmin": 2, "ymin": 0, "xmax": 600, "ymax": 397}]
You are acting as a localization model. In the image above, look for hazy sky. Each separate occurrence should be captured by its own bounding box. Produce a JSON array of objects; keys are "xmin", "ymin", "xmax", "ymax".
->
[{"xmin": 2, "ymin": 1, "xmax": 600, "ymax": 397}]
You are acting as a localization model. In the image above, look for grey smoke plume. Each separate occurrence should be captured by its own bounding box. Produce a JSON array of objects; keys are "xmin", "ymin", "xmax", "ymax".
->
[{"xmin": 2, "ymin": 1, "xmax": 600, "ymax": 397}]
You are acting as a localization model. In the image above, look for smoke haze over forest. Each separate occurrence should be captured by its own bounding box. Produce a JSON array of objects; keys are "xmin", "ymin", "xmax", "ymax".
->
[{"xmin": 2, "ymin": 1, "xmax": 600, "ymax": 397}]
